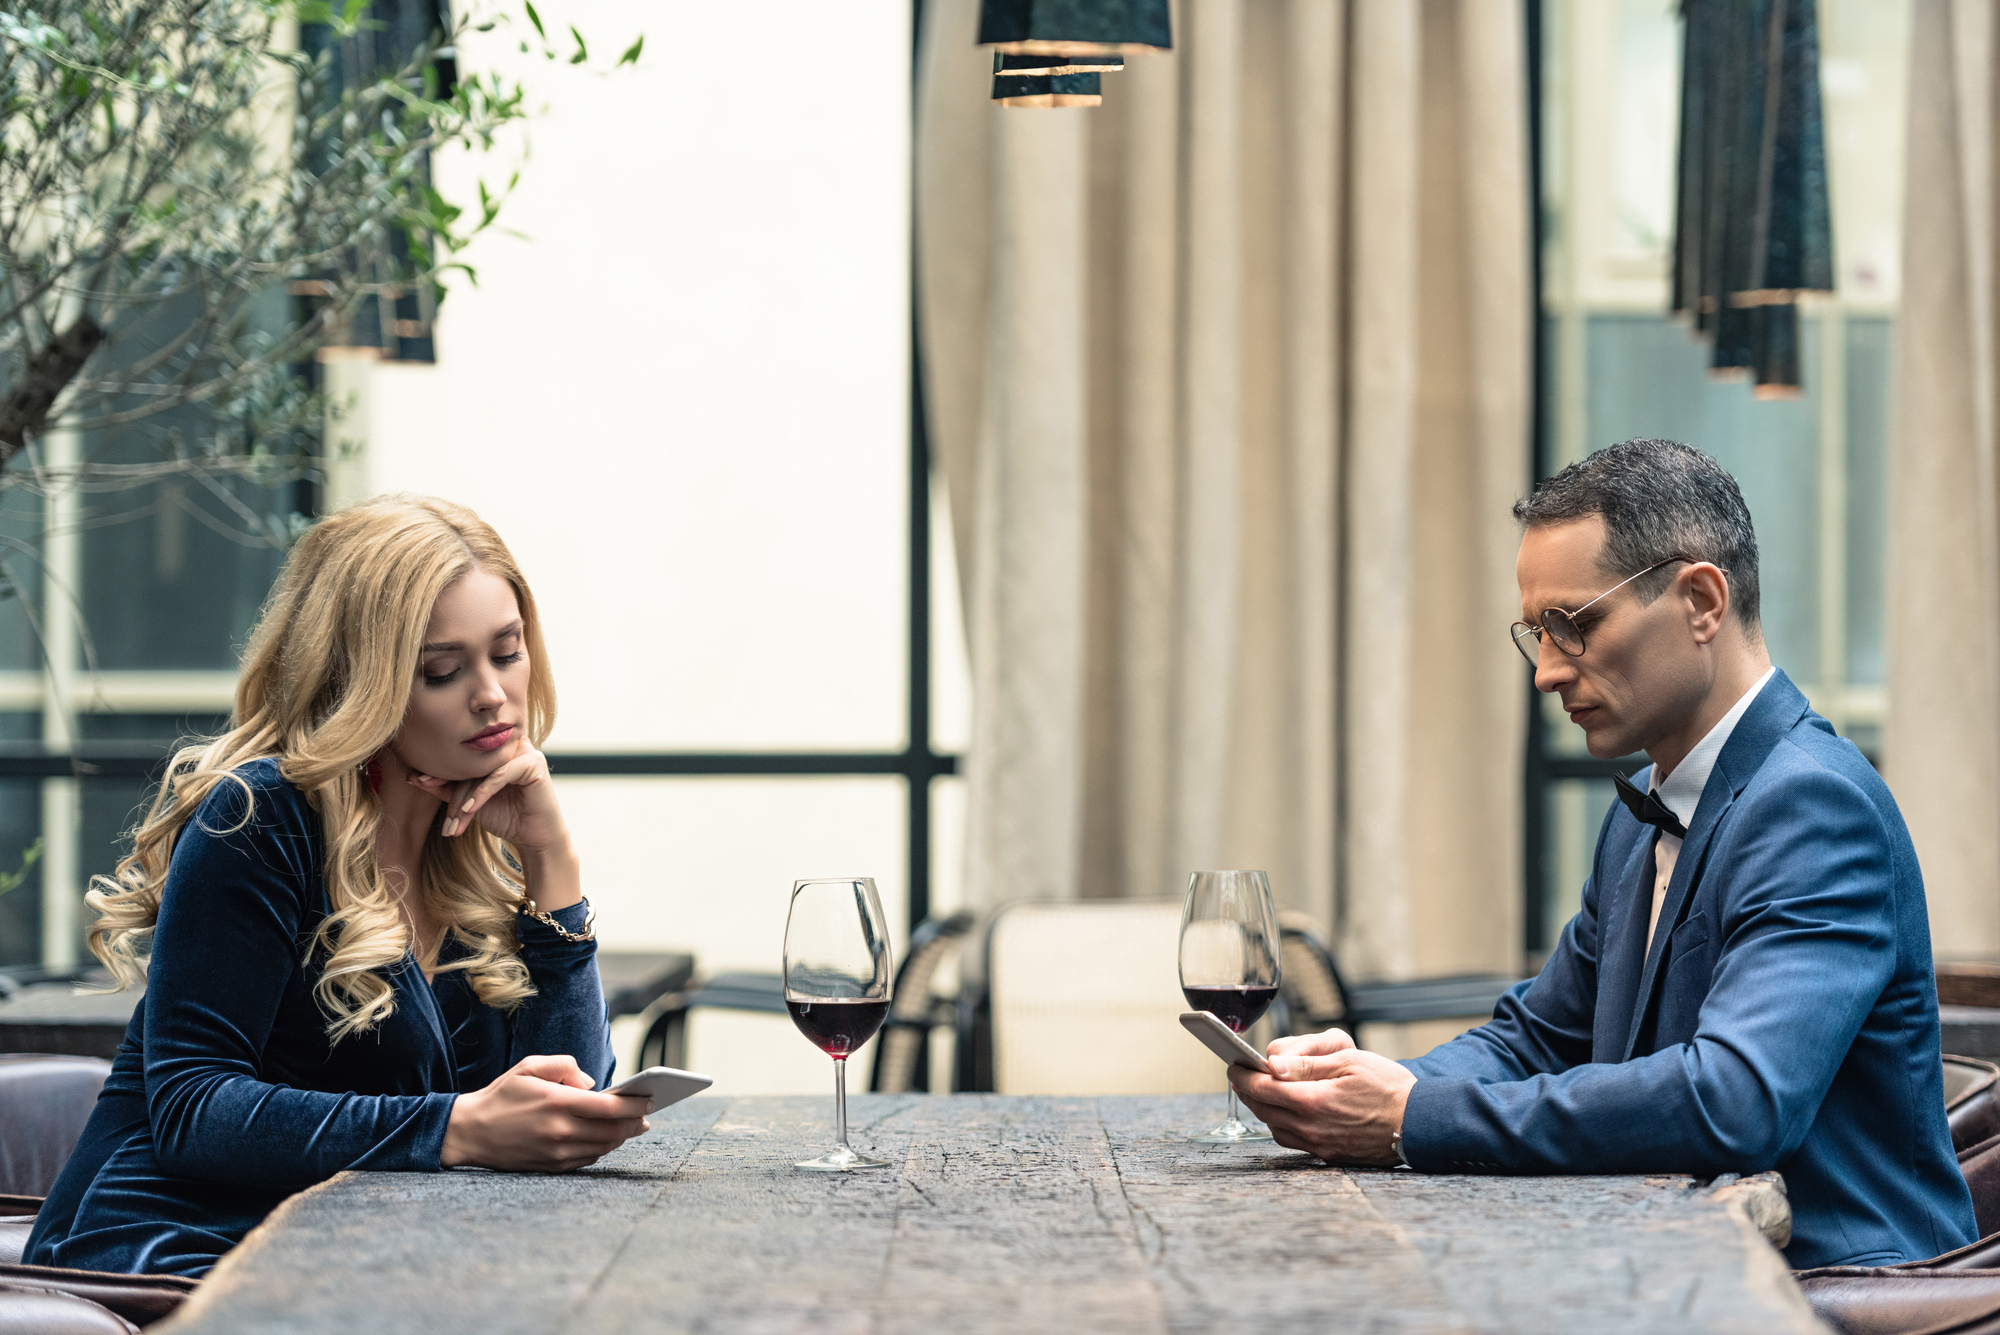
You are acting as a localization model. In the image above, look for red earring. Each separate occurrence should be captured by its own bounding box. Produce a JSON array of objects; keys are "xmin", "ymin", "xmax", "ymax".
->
[{"xmin": 365, "ymin": 752, "xmax": 384, "ymax": 795}]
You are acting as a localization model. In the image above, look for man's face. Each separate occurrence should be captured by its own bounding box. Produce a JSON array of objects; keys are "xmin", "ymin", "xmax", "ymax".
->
[{"xmin": 1515, "ymin": 517, "xmax": 1708, "ymax": 759}]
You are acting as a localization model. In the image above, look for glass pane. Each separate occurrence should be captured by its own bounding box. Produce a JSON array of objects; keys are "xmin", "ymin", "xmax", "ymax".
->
[
  {"xmin": 365, "ymin": 0, "xmax": 914, "ymax": 752},
  {"xmin": 0, "ymin": 767, "xmax": 39, "ymax": 968},
  {"xmin": 1844, "ymin": 317, "xmax": 1892, "ymax": 688},
  {"xmin": 0, "ymin": 494, "xmax": 39, "ymax": 671},
  {"xmin": 1581, "ymin": 313, "xmax": 1824, "ymax": 683},
  {"xmin": 1540, "ymin": 777, "xmax": 1616, "ymax": 957},
  {"xmin": 76, "ymin": 289, "xmax": 293, "ymax": 671}
]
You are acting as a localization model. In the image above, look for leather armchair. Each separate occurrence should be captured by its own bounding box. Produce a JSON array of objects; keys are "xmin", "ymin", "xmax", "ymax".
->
[
  {"xmin": 0, "ymin": 1265, "xmax": 196, "ymax": 1332},
  {"xmin": 0, "ymin": 1055, "xmax": 110, "ymax": 1198},
  {"xmin": 1791, "ymin": 1056, "xmax": 2000, "ymax": 1333},
  {"xmin": 0, "ymin": 1056, "xmax": 110, "ymax": 1267},
  {"xmin": 0, "ymin": 1056, "xmax": 197, "ymax": 1326},
  {"xmin": 1949, "ymin": 1056, "xmax": 2000, "ymax": 1154}
]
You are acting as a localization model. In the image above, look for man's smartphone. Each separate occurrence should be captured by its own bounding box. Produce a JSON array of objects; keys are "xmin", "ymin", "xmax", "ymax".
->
[
  {"xmin": 1179, "ymin": 1011, "xmax": 1275, "ymax": 1075},
  {"xmin": 605, "ymin": 1065, "xmax": 713, "ymax": 1113}
]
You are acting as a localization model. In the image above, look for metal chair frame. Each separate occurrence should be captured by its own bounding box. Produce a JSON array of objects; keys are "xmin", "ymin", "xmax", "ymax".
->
[{"xmin": 636, "ymin": 912, "xmax": 976, "ymax": 1094}]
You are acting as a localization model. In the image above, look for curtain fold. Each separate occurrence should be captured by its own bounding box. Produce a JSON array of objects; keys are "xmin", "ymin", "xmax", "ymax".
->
[
  {"xmin": 917, "ymin": 0, "xmax": 1530, "ymax": 983},
  {"xmin": 1887, "ymin": 0, "xmax": 2000, "ymax": 960}
]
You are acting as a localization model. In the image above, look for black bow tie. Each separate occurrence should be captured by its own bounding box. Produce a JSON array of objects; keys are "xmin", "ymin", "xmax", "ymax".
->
[{"xmin": 1614, "ymin": 771, "xmax": 1688, "ymax": 839}]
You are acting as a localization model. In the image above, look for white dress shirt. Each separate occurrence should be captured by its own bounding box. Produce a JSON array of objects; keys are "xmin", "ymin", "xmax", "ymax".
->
[{"xmin": 1644, "ymin": 665, "xmax": 1777, "ymax": 948}]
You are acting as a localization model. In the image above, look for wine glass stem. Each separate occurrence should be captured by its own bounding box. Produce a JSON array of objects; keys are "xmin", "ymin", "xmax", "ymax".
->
[
  {"xmin": 834, "ymin": 1056, "xmax": 850, "ymax": 1150},
  {"xmin": 1226, "ymin": 1081, "xmax": 1243, "ymax": 1129}
]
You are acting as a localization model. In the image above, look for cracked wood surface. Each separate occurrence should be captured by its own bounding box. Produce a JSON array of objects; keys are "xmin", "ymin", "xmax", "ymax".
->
[{"xmin": 157, "ymin": 1094, "xmax": 1824, "ymax": 1335}]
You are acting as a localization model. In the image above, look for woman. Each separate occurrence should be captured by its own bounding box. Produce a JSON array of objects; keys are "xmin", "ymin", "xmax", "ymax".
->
[{"xmin": 26, "ymin": 495, "xmax": 648, "ymax": 1278}]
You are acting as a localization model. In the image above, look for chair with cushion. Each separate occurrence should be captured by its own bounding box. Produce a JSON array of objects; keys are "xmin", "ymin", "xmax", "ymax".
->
[
  {"xmin": 1272, "ymin": 912, "xmax": 1522, "ymax": 1051},
  {"xmin": 954, "ymin": 900, "xmax": 1221, "ymax": 1095}
]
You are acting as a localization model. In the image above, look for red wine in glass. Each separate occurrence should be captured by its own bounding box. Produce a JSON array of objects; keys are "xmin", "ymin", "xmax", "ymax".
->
[
  {"xmin": 1179, "ymin": 870, "xmax": 1282, "ymax": 1143},
  {"xmin": 783, "ymin": 877, "xmax": 894, "ymax": 1171},
  {"xmin": 786, "ymin": 998, "xmax": 890, "ymax": 1058},
  {"xmin": 1181, "ymin": 985, "xmax": 1278, "ymax": 1034}
]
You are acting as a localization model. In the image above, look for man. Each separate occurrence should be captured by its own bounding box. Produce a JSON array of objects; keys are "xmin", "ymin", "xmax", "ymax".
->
[{"xmin": 1233, "ymin": 439, "xmax": 1977, "ymax": 1269}]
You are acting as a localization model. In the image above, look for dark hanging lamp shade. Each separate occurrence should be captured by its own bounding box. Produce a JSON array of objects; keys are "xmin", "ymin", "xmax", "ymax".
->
[
  {"xmin": 978, "ymin": 0, "xmax": 1171, "ymax": 56},
  {"xmin": 1670, "ymin": 0, "xmax": 1832, "ymax": 396},
  {"xmin": 994, "ymin": 50, "xmax": 1125, "ymax": 76},
  {"xmin": 991, "ymin": 70, "xmax": 1103, "ymax": 107}
]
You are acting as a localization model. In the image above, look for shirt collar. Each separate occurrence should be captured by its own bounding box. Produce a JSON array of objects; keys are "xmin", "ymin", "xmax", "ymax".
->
[{"xmin": 1648, "ymin": 665, "xmax": 1776, "ymax": 829}]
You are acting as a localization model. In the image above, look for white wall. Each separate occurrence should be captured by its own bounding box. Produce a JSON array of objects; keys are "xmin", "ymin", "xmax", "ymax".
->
[
  {"xmin": 352, "ymin": 1, "xmax": 959, "ymax": 1086},
  {"xmin": 368, "ymin": 0, "xmax": 913, "ymax": 750}
]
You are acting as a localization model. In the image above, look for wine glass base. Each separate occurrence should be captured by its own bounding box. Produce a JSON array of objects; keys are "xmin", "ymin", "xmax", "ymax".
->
[
  {"xmin": 795, "ymin": 1146, "xmax": 893, "ymax": 1172},
  {"xmin": 1189, "ymin": 1123, "xmax": 1273, "ymax": 1144}
]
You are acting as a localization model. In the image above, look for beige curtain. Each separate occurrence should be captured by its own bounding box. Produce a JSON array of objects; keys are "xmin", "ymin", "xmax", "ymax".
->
[
  {"xmin": 1888, "ymin": 0, "xmax": 2000, "ymax": 960},
  {"xmin": 917, "ymin": 0, "xmax": 1531, "ymax": 984}
]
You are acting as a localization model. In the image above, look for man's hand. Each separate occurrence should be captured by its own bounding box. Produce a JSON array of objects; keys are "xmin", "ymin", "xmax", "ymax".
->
[{"xmin": 1228, "ymin": 1028, "xmax": 1416, "ymax": 1166}]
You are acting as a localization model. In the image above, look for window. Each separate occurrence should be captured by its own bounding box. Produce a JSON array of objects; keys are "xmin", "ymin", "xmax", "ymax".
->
[
  {"xmin": 0, "ymin": 4, "xmax": 968, "ymax": 1102},
  {"xmin": 1528, "ymin": 0, "xmax": 1908, "ymax": 959}
]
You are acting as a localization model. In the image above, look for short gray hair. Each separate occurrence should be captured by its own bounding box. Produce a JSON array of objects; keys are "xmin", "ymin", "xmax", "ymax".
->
[{"xmin": 1513, "ymin": 439, "xmax": 1760, "ymax": 629}]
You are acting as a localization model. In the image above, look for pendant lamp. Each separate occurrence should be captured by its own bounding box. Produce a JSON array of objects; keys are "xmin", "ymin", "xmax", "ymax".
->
[
  {"xmin": 1669, "ymin": 0, "xmax": 1831, "ymax": 395},
  {"xmin": 979, "ymin": 0, "xmax": 1171, "ymax": 55},
  {"xmin": 991, "ymin": 70, "xmax": 1103, "ymax": 108},
  {"xmin": 993, "ymin": 51, "xmax": 1125, "ymax": 76},
  {"xmin": 980, "ymin": 0, "xmax": 1167, "ymax": 108}
]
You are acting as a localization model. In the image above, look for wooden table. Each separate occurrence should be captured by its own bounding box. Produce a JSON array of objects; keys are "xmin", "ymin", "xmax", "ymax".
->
[{"xmin": 157, "ymin": 1094, "xmax": 1820, "ymax": 1334}]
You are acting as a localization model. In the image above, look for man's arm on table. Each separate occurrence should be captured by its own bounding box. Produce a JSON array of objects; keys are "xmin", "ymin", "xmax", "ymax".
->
[
  {"xmin": 1228, "ymin": 815, "xmax": 1611, "ymax": 1162},
  {"xmin": 1241, "ymin": 764, "xmax": 1896, "ymax": 1174}
]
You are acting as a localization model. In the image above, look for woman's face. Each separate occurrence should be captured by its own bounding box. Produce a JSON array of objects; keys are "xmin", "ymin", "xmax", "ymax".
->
[{"xmin": 393, "ymin": 568, "xmax": 531, "ymax": 783}]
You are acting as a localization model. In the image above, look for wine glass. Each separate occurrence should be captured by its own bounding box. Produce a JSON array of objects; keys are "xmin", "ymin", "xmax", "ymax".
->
[
  {"xmin": 783, "ymin": 876, "xmax": 894, "ymax": 1171},
  {"xmin": 1180, "ymin": 869, "xmax": 1282, "ymax": 1143}
]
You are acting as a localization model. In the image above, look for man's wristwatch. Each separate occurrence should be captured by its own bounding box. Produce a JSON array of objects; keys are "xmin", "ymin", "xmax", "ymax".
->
[{"xmin": 1390, "ymin": 1128, "xmax": 1409, "ymax": 1167}]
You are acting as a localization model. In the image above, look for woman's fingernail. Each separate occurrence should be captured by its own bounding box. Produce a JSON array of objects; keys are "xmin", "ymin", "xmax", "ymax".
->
[
  {"xmin": 1272, "ymin": 1058, "xmax": 1292, "ymax": 1078},
  {"xmin": 463, "ymin": 798, "xmax": 476, "ymax": 812}
]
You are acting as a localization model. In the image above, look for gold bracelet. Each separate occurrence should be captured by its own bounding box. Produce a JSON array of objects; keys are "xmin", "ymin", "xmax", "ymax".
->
[{"xmin": 519, "ymin": 895, "xmax": 595, "ymax": 942}]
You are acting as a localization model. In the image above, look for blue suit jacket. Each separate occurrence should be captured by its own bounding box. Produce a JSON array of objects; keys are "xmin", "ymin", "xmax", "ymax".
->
[{"xmin": 1400, "ymin": 671, "xmax": 1977, "ymax": 1268}]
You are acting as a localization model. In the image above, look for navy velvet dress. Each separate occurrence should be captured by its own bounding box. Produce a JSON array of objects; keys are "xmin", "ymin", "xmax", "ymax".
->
[{"xmin": 25, "ymin": 758, "xmax": 614, "ymax": 1278}]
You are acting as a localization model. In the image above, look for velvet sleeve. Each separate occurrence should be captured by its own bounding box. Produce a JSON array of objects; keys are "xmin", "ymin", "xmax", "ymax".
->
[
  {"xmin": 1399, "ymin": 759, "xmax": 1896, "ymax": 1175},
  {"xmin": 504, "ymin": 899, "xmax": 615, "ymax": 1088},
  {"xmin": 142, "ymin": 770, "xmax": 455, "ymax": 1188}
]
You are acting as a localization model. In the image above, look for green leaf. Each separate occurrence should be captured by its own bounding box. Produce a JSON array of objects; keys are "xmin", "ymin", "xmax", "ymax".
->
[
  {"xmin": 568, "ymin": 25, "xmax": 588, "ymax": 63},
  {"xmin": 617, "ymin": 34, "xmax": 643, "ymax": 67},
  {"xmin": 523, "ymin": 1, "xmax": 544, "ymax": 39},
  {"xmin": 0, "ymin": 839, "xmax": 44, "ymax": 897}
]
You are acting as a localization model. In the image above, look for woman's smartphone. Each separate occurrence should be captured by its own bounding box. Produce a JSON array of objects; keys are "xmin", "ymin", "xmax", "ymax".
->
[
  {"xmin": 1179, "ymin": 1011, "xmax": 1275, "ymax": 1074},
  {"xmin": 605, "ymin": 1065, "xmax": 713, "ymax": 1112}
]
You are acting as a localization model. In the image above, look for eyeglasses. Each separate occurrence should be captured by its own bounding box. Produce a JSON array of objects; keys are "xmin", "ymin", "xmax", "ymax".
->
[{"xmin": 1510, "ymin": 554, "xmax": 1712, "ymax": 666}]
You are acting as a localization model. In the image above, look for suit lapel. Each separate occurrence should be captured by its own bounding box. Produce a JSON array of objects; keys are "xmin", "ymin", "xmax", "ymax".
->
[
  {"xmin": 1594, "ymin": 779, "xmax": 1661, "ymax": 1058},
  {"xmin": 1618, "ymin": 670, "xmax": 1812, "ymax": 1061}
]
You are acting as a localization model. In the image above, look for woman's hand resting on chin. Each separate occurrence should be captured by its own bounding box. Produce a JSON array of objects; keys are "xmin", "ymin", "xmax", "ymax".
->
[
  {"xmin": 406, "ymin": 743, "xmax": 567, "ymax": 851},
  {"xmin": 441, "ymin": 1055, "xmax": 650, "ymax": 1173}
]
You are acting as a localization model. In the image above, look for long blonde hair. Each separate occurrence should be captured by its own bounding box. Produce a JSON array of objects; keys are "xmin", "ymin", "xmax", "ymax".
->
[{"xmin": 87, "ymin": 495, "xmax": 558, "ymax": 1040}]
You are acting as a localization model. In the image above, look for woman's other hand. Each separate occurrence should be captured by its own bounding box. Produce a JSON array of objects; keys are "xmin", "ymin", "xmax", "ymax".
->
[{"xmin": 441, "ymin": 1054, "xmax": 649, "ymax": 1173}]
